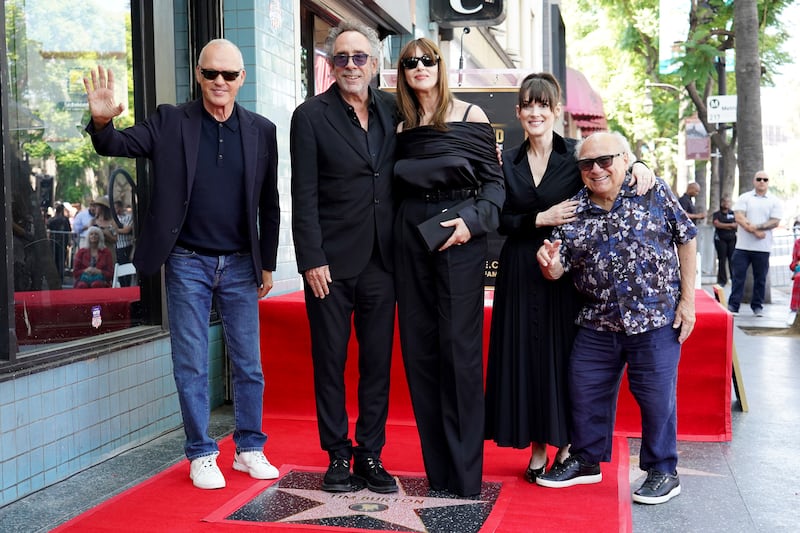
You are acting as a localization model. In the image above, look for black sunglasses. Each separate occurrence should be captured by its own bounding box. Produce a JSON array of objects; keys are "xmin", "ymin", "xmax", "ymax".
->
[
  {"xmin": 200, "ymin": 68, "xmax": 241, "ymax": 81},
  {"xmin": 400, "ymin": 55, "xmax": 439, "ymax": 69},
  {"xmin": 332, "ymin": 53, "xmax": 370, "ymax": 68},
  {"xmin": 576, "ymin": 153, "xmax": 623, "ymax": 172},
  {"xmin": 755, "ymin": 177, "xmax": 769, "ymax": 182}
]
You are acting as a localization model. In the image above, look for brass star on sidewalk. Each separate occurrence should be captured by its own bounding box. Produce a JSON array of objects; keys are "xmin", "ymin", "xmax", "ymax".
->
[{"xmin": 279, "ymin": 483, "xmax": 487, "ymax": 532}]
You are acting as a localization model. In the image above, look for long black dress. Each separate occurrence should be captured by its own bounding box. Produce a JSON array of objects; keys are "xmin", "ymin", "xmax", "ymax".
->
[{"xmin": 485, "ymin": 133, "xmax": 583, "ymax": 450}]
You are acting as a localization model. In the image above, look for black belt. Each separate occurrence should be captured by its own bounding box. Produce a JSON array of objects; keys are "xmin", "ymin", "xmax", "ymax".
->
[
  {"xmin": 414, "ymin": 188, "xmax": 478, "ymax": 202},
  {"xmin": 175, "ymin": 242, "xmax": 247, "ymax": 257}
]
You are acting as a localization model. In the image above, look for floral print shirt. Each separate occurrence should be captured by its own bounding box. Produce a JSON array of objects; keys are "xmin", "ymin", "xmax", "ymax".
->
[{"xmin": 552, "ymin": 177, "xmax": 697, "ymax": 335}]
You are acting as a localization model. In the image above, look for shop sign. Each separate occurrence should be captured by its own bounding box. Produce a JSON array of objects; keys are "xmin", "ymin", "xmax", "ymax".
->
[{"xmin": 430, "ymin": 0, "xmax": 505, "ymax": 28}]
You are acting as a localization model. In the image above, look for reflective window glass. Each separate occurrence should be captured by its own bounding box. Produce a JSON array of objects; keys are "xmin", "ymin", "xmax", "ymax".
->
[{"xmin": 6, "ymin": 0, "xmax": 140, "ymax": 352}]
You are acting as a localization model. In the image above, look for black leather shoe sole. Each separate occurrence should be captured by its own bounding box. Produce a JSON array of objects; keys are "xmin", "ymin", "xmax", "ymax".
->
[
  {"xmin": 354, "ymin": 474, "xmax": 398, "ymax": 493},
  {"xmin": 322, "ymin": 476, "xmax": 366, "ymax": 493}
]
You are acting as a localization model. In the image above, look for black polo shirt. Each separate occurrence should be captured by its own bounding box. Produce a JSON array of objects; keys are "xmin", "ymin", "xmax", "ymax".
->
[{"xmin": 178, "ymin": 105, "xmax": 249, "ymax": 255}]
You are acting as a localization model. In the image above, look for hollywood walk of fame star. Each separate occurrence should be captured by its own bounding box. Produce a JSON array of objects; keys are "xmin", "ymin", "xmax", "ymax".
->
[
  {"xmin": 278, "ymin": 482, "xmax": 487, "ymax": 532},
  {"xmin": 226, "ymin": 470, "xmax": 500, "ymax": 533}
]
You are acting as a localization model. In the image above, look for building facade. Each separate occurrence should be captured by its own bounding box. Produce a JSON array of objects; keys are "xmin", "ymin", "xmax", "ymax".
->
[{"xmin": 0, "ymin": 0, "xmax": 568, "ymax": 506}]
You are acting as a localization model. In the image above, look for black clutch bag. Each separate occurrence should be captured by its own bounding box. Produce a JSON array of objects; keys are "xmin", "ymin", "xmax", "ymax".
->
[{"xmin": 415, "ymin": 199, "xmax": 475, "ymax": 252}]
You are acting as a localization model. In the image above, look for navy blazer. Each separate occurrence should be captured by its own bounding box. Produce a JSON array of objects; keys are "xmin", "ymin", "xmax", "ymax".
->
[
  {"xmin": 290, "ymin": 85, "xmax": 397, "ymax": 278},
  {"xmin": 87, "ymin": 100, "xmax": 280, "ymax": 284}
]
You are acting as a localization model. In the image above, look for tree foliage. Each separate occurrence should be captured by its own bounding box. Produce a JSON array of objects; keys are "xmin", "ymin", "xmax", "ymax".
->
[
  {"xmin": 7, "ymin": 0, "xmax": 135, "ymax": 290},
  {"xmin": 7, "ymin": 0, "xmax": 136, "ymax": 204},
  {"xmin": 561, "ymin": 0, "xmax": 793, "ymax": 209}
]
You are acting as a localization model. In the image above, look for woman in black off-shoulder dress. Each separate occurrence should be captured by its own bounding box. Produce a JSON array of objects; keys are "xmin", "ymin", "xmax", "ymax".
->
[{"xmin": 393, "ymin": 37, "xmax": 504, "ymax": 497}]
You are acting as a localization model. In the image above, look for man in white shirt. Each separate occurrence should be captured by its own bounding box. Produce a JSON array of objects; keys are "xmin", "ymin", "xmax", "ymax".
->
[
  {"xmin": 71, "ymin": 201, "xmax": 96, "ymax": 249},
  {"xmin": 728, "ymin": 170, "xmax": 783, "ymax": 316}
]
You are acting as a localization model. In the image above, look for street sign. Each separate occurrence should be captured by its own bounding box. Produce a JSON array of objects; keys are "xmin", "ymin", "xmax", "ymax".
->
[
  {"xmin": 685, "ymin": 116, "xmax": 710, "ymax": 160},
  {"xmin": 707, "ymin": 95, "xmax": 737, "ymax": 123}
]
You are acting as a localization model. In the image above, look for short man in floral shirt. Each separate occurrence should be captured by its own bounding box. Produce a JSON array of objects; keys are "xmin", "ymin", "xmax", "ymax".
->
[{"xmin": 535, "ymin": 131, "xmax": 697, "ymax": 505}]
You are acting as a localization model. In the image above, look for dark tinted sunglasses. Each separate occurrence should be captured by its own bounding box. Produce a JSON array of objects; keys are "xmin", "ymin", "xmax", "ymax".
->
[
  {"xmin": 576, "ymin": 153, "xmax": 623, "ymax": 172},
  {"xmin": 200, "ymin": 68, "xmax": 241, "ymax": 81},
  {"xmin": 332, "ymin": 53, "xmax": 370, "ymax": 68},
  {"xmin": 755, "ymin": 177, "xmax": 769, "ymax": 182},
  {"xmin": 400, "ymin": 55, "xmax": 438, "ymax": 69}
]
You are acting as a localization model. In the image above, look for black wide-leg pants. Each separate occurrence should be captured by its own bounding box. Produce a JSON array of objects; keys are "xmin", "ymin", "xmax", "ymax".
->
[{"xmin": 395, "ymin": 199, "xmax": 487, "ymax": 497}]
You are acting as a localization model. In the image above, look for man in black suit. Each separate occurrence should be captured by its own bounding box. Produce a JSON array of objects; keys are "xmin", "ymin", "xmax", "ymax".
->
[
  {"xmin": 290, "ymin": 20, "xmax": 398, "ymax": 494},
  {"xmin": 84, "ymin": 39, "xmax": 280, "ymax": 490}
]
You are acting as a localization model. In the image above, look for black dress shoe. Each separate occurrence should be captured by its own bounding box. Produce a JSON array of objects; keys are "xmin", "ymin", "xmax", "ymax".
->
[
  {"xmin": 524, "ymin": 458, "xmax": 548, "ymax": 483},
  {"xmin": 354, "ymin": 457, "xmax": 398, "ymax": 493},
  {"xmin": 322, "ymin": 458, "xmax": 365, "ymax": 493}
]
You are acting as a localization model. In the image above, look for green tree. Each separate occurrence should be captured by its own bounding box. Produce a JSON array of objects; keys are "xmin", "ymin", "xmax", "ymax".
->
[
  {"xmin": 561, "ymin": 0, "xmax": 792, "ymax": 210},
  {"xmin": 561, "ymin": 0, "xmax": 678, "ymax": 181}
]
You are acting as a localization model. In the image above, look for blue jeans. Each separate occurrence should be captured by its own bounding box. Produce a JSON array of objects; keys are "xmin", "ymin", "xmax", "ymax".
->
[
  {"xmin": 569, "ymin": 325, "xmax": 681, "ymax": 474},
  {"xmin": 728, "ymin": 249, "xmax": 770, "ymax": 312},
  {"xmin": 165, "ymin": 246, "xmax": 267, "ymax": 459}
]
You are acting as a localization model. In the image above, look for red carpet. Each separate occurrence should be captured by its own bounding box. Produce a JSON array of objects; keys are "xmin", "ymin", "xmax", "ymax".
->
[
  {"xmin": 54, "ymin": 290, "xmax": 636, "ymax": 532},
  {"xmin": 54, "ymin": 416, "xmax": 630, "ymax": 532},
  {"xmin": 260, "ymin": 289, "xmax": 732, "ymax": 441}
]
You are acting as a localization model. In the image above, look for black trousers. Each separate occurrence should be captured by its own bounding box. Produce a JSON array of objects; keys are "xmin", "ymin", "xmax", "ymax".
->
[
  {"xmin": 714, "ymin": 235, "xmax": 736, "ymax": 284},
  {"xmin": 394, "ymin": 199, "xmax": 487, "ymax": 497},
  {"xmin": 304, "ymin": 254, "xmax": 395, "ymax": 462}
]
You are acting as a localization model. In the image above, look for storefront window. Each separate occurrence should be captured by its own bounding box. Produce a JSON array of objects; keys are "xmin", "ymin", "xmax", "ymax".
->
[
  {"xmin": 311, "ymin": 12, "xmax": 334, "ymax": 97},
  {"xmin": 299, "ymin": 6, "xmax": 334, "ymax": 100},
  {"xmin": 5, "ymin": 0, "xmax": 139, "ymax": 352}
]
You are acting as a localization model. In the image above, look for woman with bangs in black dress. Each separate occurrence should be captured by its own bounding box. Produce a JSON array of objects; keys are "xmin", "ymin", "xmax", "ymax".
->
[
  {"xmin": 484, "ymin": 72, "xmax": 654, "ymax": 483},
  {"xmin": 392, "ymin": 37, "xmax": 504, "ymax": 498}
]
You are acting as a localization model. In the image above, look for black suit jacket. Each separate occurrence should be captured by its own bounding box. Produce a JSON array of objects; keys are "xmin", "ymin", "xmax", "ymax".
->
[
  {"xmin": 86, "ymin": 100, "xmax": 280, "ymax": 283},
  {"xmin": 290, "ymin": 85, "xmax": 397, "ymax": 278}
]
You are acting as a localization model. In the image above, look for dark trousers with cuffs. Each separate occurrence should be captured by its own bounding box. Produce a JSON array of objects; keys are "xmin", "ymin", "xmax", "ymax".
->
[
  {"xmin": 304, "ymin": 254, "xmax": 395, "ymax": 463},
  {"xmin": 568, "ymin": 325, "xmax": 680, "ymax": 474}
]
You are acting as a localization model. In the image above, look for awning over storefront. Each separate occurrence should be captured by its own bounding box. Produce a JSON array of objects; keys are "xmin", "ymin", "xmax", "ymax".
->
[
  {"xmin": 365, "ymin": 0, "xmax": 412, "ymax": 34},
  {"xmin": 318, "ymin": 0, "xmax": 413, "ymax": 35},
  {"xmin": 565, "ymin": 67, "xmax": 606, "ymax": 119},
  {"xmin": 573, "ymin": 115, "xmax": 608, "ymax": 133}
]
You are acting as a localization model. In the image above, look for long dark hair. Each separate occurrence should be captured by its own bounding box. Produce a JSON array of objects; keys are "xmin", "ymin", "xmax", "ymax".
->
[{"xmin": 396, "ymin": 38, "xmax": 452, "ymax": 130}]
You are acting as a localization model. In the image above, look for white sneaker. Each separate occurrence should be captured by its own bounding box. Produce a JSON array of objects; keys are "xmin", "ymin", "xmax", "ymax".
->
[
  {"xmin": 190, "ymin": 452, "xmax": 226, "ymax": 489},
  {"xmin": 233, "ymin": 450, "xmax": 279, "ymax": 480}
]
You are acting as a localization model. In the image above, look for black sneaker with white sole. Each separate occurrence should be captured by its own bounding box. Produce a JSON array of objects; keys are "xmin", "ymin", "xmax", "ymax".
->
[
  {"xmin": 632, "ymin": 469, "xmax": 681, "ymax": 504},
  {"xmin": 535, "ymin": 455, "xmax": 601, "ymax": 488}
]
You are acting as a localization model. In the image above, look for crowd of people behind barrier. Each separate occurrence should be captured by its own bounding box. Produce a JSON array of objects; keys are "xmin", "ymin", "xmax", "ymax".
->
[{"xmin": 14, "ymin": 197, "xmax": 135, "ymax": 291}]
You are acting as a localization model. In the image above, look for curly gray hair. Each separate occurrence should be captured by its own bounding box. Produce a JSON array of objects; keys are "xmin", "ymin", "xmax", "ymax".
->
[{"xmin": 324, "ymin": 20, "xmax": 381, "ymax": 62}]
